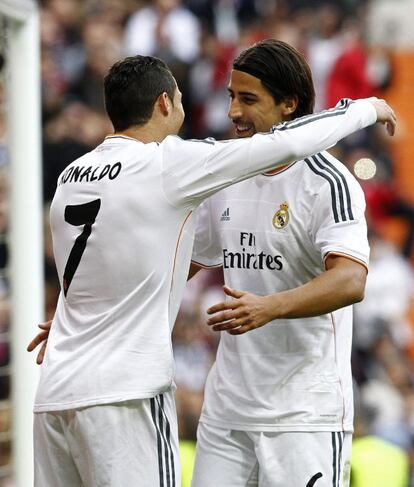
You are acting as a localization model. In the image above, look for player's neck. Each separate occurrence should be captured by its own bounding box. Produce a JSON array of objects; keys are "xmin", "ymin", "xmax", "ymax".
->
[
  {"xmin": 113, "ymin": 121, "xmax": 170, "ymax": 144},
  {"xmin": 261, "ymin": 116, "xmax": 294, "ymax": 174}
]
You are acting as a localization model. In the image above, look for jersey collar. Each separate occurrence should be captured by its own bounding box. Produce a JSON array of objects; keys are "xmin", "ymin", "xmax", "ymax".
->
[{"xmin": 104, "ymin": 134, "xmax": 141, "ymax": 142}]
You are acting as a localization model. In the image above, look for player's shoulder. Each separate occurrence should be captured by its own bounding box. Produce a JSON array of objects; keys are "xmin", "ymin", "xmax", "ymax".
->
[
  {"xmin": 300, "ymin": 150, "xmax": 362, "ymax": 194},
  {"xmin": 161, "ymin": 135, "xmax": 223, "ymax": 169},
  {"xmin": 162, "ymin": 135, "xmax": 218, "ymax": 148}
]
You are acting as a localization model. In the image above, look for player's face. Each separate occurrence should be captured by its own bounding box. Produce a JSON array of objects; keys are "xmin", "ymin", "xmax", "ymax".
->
[
  {"xmin": 227, "ymin": 69, "xmax": 285, "ymax": 138},
  {"xmin": 170, "ymin": 84, "xmax": 185, "ymax": 135}
]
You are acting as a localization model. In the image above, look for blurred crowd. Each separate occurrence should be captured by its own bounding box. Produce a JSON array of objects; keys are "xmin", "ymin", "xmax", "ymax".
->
[{"xmin": 0, "ymin": 0, "xmax": 414, "ymax": 484}]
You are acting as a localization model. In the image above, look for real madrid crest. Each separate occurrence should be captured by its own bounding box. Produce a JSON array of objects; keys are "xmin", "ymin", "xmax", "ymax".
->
[{"xmin": 273, "ymin": 202, "xmax": 290, "ymax": 229}]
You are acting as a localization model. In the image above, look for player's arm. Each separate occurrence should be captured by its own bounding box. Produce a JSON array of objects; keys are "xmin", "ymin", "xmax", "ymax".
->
[
  {"xmin": 163, "ymin": 98, "xmax": 396, "ymax": 206},
  {"xmin": 206, "ymin": 255, "xmax": 367, "ymax": 334}
]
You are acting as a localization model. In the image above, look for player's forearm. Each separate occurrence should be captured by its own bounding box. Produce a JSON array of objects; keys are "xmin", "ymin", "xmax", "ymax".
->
[
  {"xmin": 206, "ymin": 258, "xmax": 367, "ymax": 334},
  {"xmin": 265, "ymin": 265, "xmax": 366, "ymax": 319}
]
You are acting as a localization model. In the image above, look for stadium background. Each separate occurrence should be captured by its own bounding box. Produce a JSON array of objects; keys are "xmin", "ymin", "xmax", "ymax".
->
[{"xmin": 1, "ymin": 0, "xmax": 414, "ymax": 485}]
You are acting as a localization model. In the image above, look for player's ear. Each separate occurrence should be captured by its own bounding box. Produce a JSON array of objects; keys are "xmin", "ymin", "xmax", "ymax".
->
[
  {"xmin": 157, "ymin": 92, "xmax": 172, "ymax": 117},
  {"xmin": 281, "ymin": 95, "xmax": 299, "ymax": 117}
]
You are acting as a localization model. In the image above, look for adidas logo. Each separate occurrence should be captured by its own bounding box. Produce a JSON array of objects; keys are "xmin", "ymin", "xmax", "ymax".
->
[{"xmin": 220, "ymin": 208, "xmax": 230, "ymax": 221}]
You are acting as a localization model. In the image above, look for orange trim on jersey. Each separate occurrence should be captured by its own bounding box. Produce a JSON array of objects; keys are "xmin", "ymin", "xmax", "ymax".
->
[
  {"xmin": 170, "ymin": 211, "xmax": 193, "ymax": 292},
  {"xmin": 190, "ymin": 259, "xmax": 223, "ymax": 269},
  {"xmin": 324, "ymin": 251, "xmax": 368, "ymax": 273},
  {"xmin": 264, "ymin": 165, "xmax": 289, "ymax": 176},
  {"xmin": 262, "ymin": 161, "xmax": 297, "ymax": 176},
  {"xmin": 330, "ymin": 312, "xmax": 346, "ymax": 431}
]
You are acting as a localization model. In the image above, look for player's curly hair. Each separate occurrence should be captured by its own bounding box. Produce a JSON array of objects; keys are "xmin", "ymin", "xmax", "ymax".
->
[
  {"xmin": 233, "ymin": 39, "xmax": 315, "ymax": 119},
  {"xmin": 104, "ymin": 55, "xmax": 176, "ymax": 132}
]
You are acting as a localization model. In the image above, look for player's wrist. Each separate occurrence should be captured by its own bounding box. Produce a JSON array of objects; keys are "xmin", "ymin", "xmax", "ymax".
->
[{"xmin": 263, "ymin": 293, "xmax": 282, "ymax": 321}]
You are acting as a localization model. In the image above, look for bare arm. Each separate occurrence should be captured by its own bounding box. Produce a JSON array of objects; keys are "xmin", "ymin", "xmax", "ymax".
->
[{"xmin": 206, "ymin": 255, "xmax": 367, "ymax": 335}]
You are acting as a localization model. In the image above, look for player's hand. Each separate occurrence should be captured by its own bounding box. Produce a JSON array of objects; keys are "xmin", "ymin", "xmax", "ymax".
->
[
  {"xmin": 367, "ymin": 97, "xmax": 397, "ymax": 136},
  {"xmin": 27, "ymin": 320, "xmax": 52, "ymax": 364},
  {"xmin": 206, "ymin": 286, "xmax": 275, "ymax": 335}
]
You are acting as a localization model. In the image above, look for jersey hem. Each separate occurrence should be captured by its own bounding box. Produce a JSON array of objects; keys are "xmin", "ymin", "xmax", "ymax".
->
[
  {"xmin": 323, "ymin": 250, "xmax": 368, "ymax": 271},
  {"xmin": 34, "ymin": 388, "xmax": 173, "ymax": 413},
  {"xmin": 199, "ymin": 416, "xmax": 354, "ymax": 433},
  {"xmin": 190, "ymin": 259, "xmax": 223, "ymax": 269}
]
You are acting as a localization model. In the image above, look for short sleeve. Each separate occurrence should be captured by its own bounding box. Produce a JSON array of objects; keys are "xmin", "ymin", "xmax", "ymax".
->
[
  {"xmin": 310, "ymin": 171, "xmax": 370, "ymax": 269},
  {"xmin": 191, "ymin": 199, "xmax": 223, "ymax": 268}
]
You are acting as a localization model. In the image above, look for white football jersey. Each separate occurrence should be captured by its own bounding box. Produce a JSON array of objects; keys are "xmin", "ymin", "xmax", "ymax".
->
[
  {"xmin": 192, "ymin": 151, "xmax": 369, "ymax": 433},
  {"xmin": 34, "ymin": 99, "xmax": 375, "ymax": 412}
]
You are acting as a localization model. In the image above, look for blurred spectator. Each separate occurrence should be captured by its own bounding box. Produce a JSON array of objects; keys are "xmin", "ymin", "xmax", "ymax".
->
[
  {"xmin": 326, "ymin": 18, "xmax": 393, "ymax": 107},
  {"xmin": 307, "ymin": 3, "xmax": 344, "ymax": 109},
  {"xmin": 43, "ymin": 102, "xmax": 112, "ymax": 201},
  {"xmin": 354, "ymin": 234, "xmax": 414, "ymax": 350},
  {"xmin": 84, "ymin": 0, "xmax": 137, "ymax": 26},
  {"xmin": 70, "ymin": 20, "xmax": 123, "ymax": 112},
  {"xmin": 364, "ymin": 180, "xmax": 414, "ymax": 260},
  {"xmin": 123, "ymin": 0, "xmax": 201, "ymax": 64},
  {"xmin": 42, "ymin": 0, "xmax": 86, "ymax": 83},
  {"xmin": 188, "ymin": 30, "xmax": 235, "ymax": 138},
  {"xmin": 326, "ymin": 20, "xmax": 376, "ymax": 107},
  {"xmin": 40, "ymin": 1, "xmax": 86, "ymax": 120}
]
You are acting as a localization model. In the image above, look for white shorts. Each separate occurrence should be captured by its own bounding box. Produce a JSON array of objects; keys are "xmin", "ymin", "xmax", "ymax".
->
[
  {"xmin": 34, "ymin": 392, "xmax": 180, "ymax": 487},
  {"xmin": 191, "ymin": 422, "xmax": 352, "ymax": 487}
]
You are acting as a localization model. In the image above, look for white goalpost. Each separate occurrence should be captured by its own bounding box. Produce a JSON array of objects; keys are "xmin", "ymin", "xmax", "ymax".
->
[{"xmin": 0, "ymin": 0, "xmax": 43, "ymax": 486}]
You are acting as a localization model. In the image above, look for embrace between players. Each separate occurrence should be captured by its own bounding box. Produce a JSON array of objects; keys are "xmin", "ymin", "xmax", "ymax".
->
[{"xmin": 28, "ymin": 39, "xmax": 396, "ymax": 487}]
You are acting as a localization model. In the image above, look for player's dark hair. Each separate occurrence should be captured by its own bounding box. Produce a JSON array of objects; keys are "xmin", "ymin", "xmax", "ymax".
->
[
  {"xmin": 233, "ymin": 39, "xmax": 315, "ymax": 118},
  {"xmin": 104, "ymin": 55, "xmax": 176, "ymax": 132}
]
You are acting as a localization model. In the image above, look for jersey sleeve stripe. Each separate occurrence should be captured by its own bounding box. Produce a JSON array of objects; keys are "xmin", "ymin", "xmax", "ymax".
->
[
  {"xmin": 311, "ymin": 154, "xmax": 347, "ymax": 222},
  {"xmin": 273, "ymin": 99, "xmax": 354, "ymax": 132},
  {"xmin": 317, "ymin": 152, "xmax": 354, "ymax": 221},
  {"xmin": 304, "ymin": 158, "xmax": 340, "ymax": 223},
  {"xmin": 305, "ymin": 154, "xmax": 355, "ymax": 224}
]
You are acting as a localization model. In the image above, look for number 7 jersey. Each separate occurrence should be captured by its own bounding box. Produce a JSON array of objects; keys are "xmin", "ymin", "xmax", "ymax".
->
[{"xmin": 34, "ymin": 99, "xmax": 377, "ymax": 411}]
